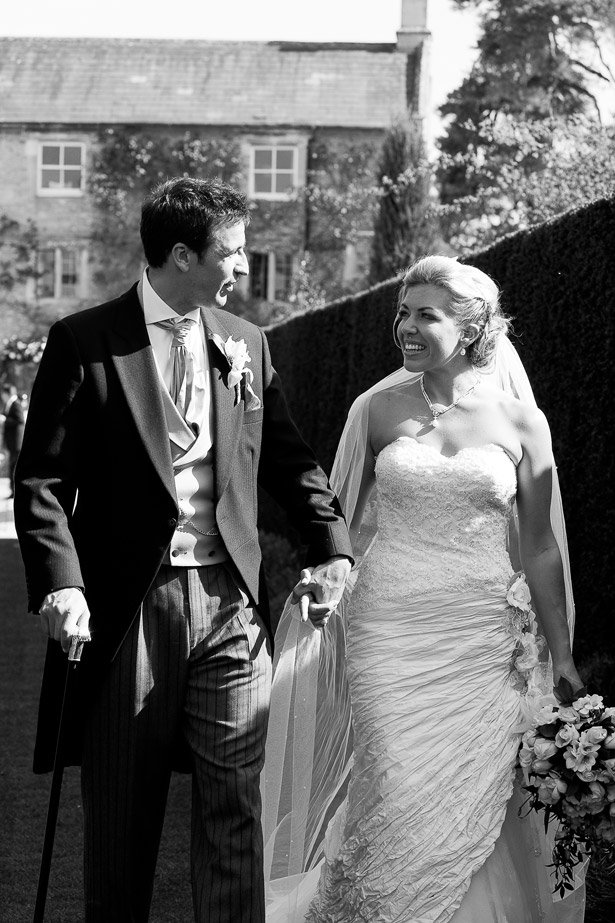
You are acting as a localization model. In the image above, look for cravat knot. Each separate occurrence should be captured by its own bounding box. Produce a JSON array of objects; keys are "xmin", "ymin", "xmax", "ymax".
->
[
  {"xmin": 155, "ymin": 317, "xmax": 195, "ymax": 347},
  {"xmin": 154, "ymin": 317, "xmax": 199, "ymax": 416}
]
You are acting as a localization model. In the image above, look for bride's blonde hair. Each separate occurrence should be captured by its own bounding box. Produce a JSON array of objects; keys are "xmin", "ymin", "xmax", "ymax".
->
[{"xmin": 395, "ymin": 255, "xmax": 510, "ymax": 369}]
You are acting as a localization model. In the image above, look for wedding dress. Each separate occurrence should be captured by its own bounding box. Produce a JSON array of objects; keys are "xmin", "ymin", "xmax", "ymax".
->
[
  {"xmin": 262, "ymin": 342, "xmax": 584, "ymax": 923},
  {"xmin": 306, "ymin": 438, "xmax": 535, "ymax": 922}
]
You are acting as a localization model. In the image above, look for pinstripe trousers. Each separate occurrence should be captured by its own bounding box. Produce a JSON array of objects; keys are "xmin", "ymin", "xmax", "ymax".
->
[{"xmin": 81, "ymin": 562, "xmax": 272, "ymax": 923}]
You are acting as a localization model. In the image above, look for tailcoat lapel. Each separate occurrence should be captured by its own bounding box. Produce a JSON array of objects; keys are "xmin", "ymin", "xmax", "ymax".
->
[
  {"xmin": 107, "ymin": 286, "xmax": 176, "ymax": 504},
  {"xmin": 202, "ymin": 308, "xmax": 244, "ymax": 501}
]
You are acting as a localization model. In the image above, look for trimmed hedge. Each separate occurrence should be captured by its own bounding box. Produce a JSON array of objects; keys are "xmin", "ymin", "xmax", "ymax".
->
[{"xmin": 263, "ymin": 195, "xmax": 615, "ymax": 668}]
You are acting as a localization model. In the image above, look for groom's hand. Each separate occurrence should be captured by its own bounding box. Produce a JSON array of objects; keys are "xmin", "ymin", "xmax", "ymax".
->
[
  {"xmin": 38, "ymin": 587, "xmax": 91, "ymax": 654},
  {"xmin": 292, "ymin": 556, "xmax": 352, "ymax": 628}
]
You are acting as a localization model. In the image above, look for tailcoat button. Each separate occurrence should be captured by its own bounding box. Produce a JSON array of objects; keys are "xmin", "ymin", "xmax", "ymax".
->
[{"xmin": 168, "ymin": 518, "xmax": 177, "ymax": 528}]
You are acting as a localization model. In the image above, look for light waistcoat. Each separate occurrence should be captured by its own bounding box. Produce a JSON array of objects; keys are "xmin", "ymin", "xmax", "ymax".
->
[{"xmin": 141, "ymin": 270, "xmax": 229, "ymax": 567}]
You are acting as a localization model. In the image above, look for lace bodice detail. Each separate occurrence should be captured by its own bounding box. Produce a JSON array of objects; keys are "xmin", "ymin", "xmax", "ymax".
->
[{"xmin": 352, "ymin": 438, "xmax": 517, "ymax": 608}]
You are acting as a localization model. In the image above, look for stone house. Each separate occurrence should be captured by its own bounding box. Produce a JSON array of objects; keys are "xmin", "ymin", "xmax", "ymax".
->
[{"xmin": 0, "ymin": 0, "xmax": 429, "ymax": 337}]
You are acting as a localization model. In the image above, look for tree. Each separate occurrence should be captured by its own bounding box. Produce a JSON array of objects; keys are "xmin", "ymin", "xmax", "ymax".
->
[
  {"xmin": 0, "ymin": 215, "xmax": 52, "ymax": 343},
  {"xmin": 435, "ymin": 0, "xmax": 615, "ymax": 251},
  {"xmin": 439, "ymin": 0, "xmax": 615, "ymax": 204},
  {"xmin": 436, "ymin": 114, "xmax": 615, "ymax": 253},
  {"xmin": 369, "ymin": 120, "xmax": 438, "ymax": 284},
  {"xmin": 0, "ymin": 214, "xmax": 39, "ymax": 293}
]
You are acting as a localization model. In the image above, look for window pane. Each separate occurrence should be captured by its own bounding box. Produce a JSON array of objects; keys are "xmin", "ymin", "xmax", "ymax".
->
[
  {"xmin": 254, "ymin": 173, "xmax": 272, "ymax": 194},
  {"xmin": 41, "ymin": 169, "xmax": 62, "ymax": 188},
  {"xmin": 275, "ymin": 172, "xmax": 294, "ymax": 194},
  {"xmin": 254, "ymin": 149, "xmax": 272, "ymax": 170},
  {"xmin": 63, "ymin": 169, "xmax": 83, "ymax": 189},
  {"xmin": 61, "ymin": 250, "xmax": 78, "ymax": 295},
  {"xmin": 63, "ymin": 146, "xmax": 82, "ymax": 166},
  {"xmin": 251, "ymin": 252, "xmax": 268, "ymax": 300},
  {"xmin": 276, "ymin": 149, "xmax": 294, "ymax": 170},
  {"xmin": 62, "ymin": 251, "xmax": 77, "ymax": 283},
  {"xmin": 37, "ymin": 249, "xmax": 56, "ymax": 298},
  {"xmin": 41, "ymin": 145, "xmax": 60, "ymax": 165},
  {"xmin": 274, "ymin": 253, "xmax": 293, "ymax": 300}
]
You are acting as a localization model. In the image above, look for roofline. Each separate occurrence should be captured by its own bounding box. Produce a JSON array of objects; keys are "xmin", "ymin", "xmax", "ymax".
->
[
  {"xmin": 0, "ymin": 121, "xmax": 396, "ymax": 133},
  {"xmin": 0, "ymin": 35, "xmax": 397, "ymax": 53}
]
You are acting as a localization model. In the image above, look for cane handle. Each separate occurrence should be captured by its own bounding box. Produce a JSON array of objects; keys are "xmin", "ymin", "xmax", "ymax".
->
[{"xmin": 68, "ymin": 635, "xmax": 89, "ymax": 662}]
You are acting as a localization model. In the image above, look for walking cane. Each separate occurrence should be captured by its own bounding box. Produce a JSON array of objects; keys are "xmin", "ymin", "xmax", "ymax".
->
[{"xmin": 33, "ymin": 634, "xmax": 89, "ymax": 923}]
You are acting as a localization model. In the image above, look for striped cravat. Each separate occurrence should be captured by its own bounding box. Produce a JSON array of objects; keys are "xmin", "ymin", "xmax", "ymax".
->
[{"xmin": 154, "ymin": 317, "xmax": 196, "ymax": 418}]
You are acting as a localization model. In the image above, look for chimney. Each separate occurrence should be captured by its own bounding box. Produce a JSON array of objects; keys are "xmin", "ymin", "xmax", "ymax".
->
[{"xmin": 397, "ymin": 0, "xmax": 430, "ymax": 53}]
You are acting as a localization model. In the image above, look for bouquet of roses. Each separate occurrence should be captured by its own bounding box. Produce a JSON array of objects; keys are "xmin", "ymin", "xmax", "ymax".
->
[{"xmin": 519, "ymin": 683, "xmax": 615, "ymax": 895}]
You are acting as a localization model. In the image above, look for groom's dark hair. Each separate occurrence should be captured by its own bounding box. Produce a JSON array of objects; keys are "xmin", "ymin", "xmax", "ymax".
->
[{"xmin": 140, "ymin": 176, "xmax": 251, "ymax": 267}]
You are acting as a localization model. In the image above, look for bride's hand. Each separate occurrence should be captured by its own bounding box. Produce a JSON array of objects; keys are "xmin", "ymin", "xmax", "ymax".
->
[
  {"xmin": 291, "ymin": 557, "xmax": 352, "ymax": 627},
  {"xmin": 552, "ymin": 660, "xmax": 586, "ymax": 703}
]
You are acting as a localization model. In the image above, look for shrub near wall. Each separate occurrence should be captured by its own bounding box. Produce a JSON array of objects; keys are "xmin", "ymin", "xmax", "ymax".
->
[{"xmin": 263, "ymin": 194, "xmax": 615, "ymax": 679}]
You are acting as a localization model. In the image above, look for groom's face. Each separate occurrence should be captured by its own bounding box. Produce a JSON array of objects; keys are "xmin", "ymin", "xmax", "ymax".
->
[{"xmin": 193, "ymin": 221, "xmax": 249, "ymax": 308}]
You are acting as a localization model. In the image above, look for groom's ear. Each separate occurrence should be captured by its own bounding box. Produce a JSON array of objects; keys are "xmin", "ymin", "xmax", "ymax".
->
[{"xmin": 170, "ymin": 243, "xmax": 192, "ymax": 273}]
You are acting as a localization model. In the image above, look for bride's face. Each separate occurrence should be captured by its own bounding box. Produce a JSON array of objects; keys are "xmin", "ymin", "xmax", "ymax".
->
[{"xmin": 395, "ymin": 284, "xmax": 466, "ymax": 371}]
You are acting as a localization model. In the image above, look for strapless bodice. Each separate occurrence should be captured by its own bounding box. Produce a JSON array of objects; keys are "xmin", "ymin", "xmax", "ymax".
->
[{"xmin": 352, "ymin": 437, "xmax": 517, "ymax": 607}]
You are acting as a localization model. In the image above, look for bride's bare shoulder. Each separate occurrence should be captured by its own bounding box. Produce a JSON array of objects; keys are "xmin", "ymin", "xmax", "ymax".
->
[
  {"xmin": 479, "ymin": 383, "xmax": 550, "ymax": 446},
  {"xmin": 369, "ymin": 379, "xmax": 421, "ymax": 412}
]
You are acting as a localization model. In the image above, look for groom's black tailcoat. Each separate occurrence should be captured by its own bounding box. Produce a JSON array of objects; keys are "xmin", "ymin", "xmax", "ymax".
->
[{"xmin": 15, "ymin": 283, "xmax": 352, "ymax": 772}]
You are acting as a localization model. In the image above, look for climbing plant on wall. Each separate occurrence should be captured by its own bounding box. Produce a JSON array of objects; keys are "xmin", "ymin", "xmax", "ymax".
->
[{"xmin": 87, "ymin": 128, "xmax": 247, "ymax": 297}]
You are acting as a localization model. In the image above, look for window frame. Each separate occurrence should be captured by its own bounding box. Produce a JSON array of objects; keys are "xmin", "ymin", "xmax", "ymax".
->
[
  {"xmin": 37, "ymin": 141, "xmax": 86, "ymax": 197},
  {"xmin": 250, "ymin": 250, "xmax": 294, "ymax": 302},
  {"xmin": 248, "ymin": 145, "xmax": 299, "ymax": 201},
  {"xmin": 37, "ymin": 245, "xmax": 87, "ymax": 299}
]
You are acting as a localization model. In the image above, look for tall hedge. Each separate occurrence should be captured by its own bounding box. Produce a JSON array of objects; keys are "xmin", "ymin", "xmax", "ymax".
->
[{"xmin": 263, "ymin": 195, "xmax": 615, "ymax": 667}]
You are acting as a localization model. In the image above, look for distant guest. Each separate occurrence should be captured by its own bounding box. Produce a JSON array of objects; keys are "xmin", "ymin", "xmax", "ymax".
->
[{"xmin": 1, "ymin": 383, "xmax": 25, "ymax": 498}]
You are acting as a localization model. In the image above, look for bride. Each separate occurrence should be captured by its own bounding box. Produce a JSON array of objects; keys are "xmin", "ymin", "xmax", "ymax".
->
[{"xmin": 262, "ymin": 256, "xmax": 586, "ymax": 922}]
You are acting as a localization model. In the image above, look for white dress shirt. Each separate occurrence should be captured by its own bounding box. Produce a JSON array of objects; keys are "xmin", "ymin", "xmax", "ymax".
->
[{"xmin": 141, "ymin": 268, "xmax": 225, "ymax": 567}]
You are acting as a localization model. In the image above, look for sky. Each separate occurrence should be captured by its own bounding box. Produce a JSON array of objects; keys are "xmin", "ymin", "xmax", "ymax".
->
[{"xmin": 1, "ymin": 0, "xmax": 480, "ymax": 121}]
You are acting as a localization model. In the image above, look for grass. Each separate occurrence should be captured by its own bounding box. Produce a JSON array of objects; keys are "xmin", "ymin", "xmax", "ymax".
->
[{"xmin": 1, "ymin": 528, "xmax": 614, "ymax": 921}]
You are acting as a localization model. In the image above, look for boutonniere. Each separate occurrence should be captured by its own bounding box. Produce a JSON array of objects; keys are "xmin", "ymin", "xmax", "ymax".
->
[{"xmin": 211, "ymin": 333, "xmax": 262, "ymax": 410}]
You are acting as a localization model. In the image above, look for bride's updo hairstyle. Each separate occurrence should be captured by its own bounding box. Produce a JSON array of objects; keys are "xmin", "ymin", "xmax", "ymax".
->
[{"xmin": 395, "ymin": 255, "xmax": 510, "ymax": 369}]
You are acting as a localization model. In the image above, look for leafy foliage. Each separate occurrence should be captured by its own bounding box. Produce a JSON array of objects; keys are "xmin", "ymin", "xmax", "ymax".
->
[
  {"xmin": 369, "ymin": 120, "xmax": 439, "ymax": 284},
  {"xmin": 0, "ymin": 215, "xmax": 55, "ymax": 345},
  {"xmin": 88, "ymin": 129, "xmax": 244, "ymax": 297},
  {"xmin": 441, "ymin": 0, "xmax": 614, "ymax": 178},
  {"xmin": 88, "ymin": 128, "xmax": 385, "ymax": 315},
  {"xmin": 1, "ymin": 335, "xmax": 46, "ymax": 365},
  {"xmin": 436, "ymin": 0, "xmax": 615, "ymax": 251},
  {"xmin": 0, "ymin": 214, "xmax": 39, "ymax": 292},
  {"xmin": 305, "ymin": 141, "xmax": 379, "ymax": 252},
  {"xmin": 89, "ymin": 128, "xmax": 243, "ymax": 222},
  {"xmin": 437, "ymin": 114, "xmax": 615, "ymax": 252}
]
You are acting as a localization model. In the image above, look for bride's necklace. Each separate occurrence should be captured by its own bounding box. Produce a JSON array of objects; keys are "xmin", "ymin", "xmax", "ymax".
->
[{"xmin": 419, "ymin": 375, "xmax": 480, "ymax": 427}]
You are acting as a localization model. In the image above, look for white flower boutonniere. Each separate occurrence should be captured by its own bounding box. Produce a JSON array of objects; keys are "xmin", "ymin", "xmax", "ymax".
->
[{"xmin": 211, "ymin": 333, "xmax": 262, "ymax": 410}]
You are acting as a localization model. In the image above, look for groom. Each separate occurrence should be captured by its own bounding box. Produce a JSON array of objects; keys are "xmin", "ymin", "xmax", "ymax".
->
[{"xmin": 14, "ymin": 176, "xmax": 352, "ymax": 923}]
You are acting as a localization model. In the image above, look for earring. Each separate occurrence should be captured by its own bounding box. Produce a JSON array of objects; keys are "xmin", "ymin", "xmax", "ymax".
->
[{"xmin": 460, "ymin": 347, "xmax": 466, "ymax": 356}]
